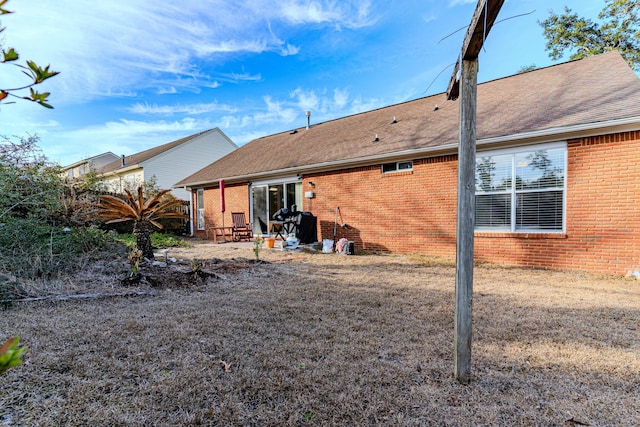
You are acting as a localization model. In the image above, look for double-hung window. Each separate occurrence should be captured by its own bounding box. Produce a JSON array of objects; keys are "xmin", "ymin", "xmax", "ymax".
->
[{"xmin": 475, "ymin": 142, "xmax": 566, "ymax": 232}]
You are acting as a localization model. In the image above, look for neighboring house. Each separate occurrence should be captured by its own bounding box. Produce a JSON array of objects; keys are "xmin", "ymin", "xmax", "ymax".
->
[
  {"xmin": 176, "ymin": 52, "xmax": 640, "ymax": 275},
  {"xmin": 61, "ymin": 152, "xmax": 120, "ymax": 180},
  {"xmin": 97, "ymin": 128, "xmax": 237, "ymax": 200}
]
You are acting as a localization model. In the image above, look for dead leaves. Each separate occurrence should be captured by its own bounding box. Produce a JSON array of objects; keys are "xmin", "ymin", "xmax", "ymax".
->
[{"xmin": 219, "ymin": 359, "xmax": 233, "ymax": 373}]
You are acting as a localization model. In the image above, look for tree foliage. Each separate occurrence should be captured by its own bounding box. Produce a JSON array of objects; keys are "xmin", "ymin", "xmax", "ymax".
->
[
  {"xmin": 0, "ymin": 135, "xmax": 63, "ymax": 221},
  {"xmin": 540, "ymin": 0, "xmax": 640, "ymax": 71},
  {"xmin": 0, "ymin": 0, "xmax": 59, "ymax": 108},
  {"xmin": 0, "ymin": 136, "xmax": 116, "ymax": 292},
  {"xmin": 97, "ymin": 188, "xmax": 187, "ymax": 259}
]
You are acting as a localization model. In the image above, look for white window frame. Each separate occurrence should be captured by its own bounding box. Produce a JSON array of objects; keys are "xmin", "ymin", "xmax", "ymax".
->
[
  {"xmin": 196, "ymin": 188, "xmax": 205, "ymax": 230},
  {"xmin": 475, "ymin": 141, "xmax": 567, "ymax": 233},
  {"xmin": 249, "ymin": 176, "xmax": 302, "ymax": 226},
  {"xmin": 381, "ymin": 160, "xmax": 413, "ymax": 174}
]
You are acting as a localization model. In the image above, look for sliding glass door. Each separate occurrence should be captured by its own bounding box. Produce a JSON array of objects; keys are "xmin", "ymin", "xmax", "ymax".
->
[{"xmin": 251, "ymin": 179, "xmax": 302, "ymax": 235}]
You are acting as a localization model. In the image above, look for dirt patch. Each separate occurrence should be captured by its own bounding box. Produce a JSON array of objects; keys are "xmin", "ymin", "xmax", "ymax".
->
[{"xmin": 1, "ymin": 240, "xmax": 639, "ymax": 426}]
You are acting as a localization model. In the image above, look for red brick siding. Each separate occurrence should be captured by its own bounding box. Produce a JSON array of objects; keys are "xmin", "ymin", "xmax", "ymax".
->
[
  {"xmin": 194, "ymin": 130, "xmax": 640, "ymax": 275},
  {"xmin": 474, "ymin": 131, "xmax": 640, "ymax": 274},
  {"xmin": 304, "ymin": 156, "xmax": 458, "ymax": 256},
  {"xmin": 192, "ymin": 183, "xmax": 250, "ymax": 238}
]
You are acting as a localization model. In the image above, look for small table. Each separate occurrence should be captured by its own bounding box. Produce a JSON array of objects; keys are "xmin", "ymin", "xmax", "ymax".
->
[{"xmin": 270, "ymin": 220, "xmax": 297, "ymax": 239}]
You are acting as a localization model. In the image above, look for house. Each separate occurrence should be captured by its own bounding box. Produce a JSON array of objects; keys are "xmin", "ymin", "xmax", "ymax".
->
[
  {"xmin": 97, "ymin": 128, "xmax": 237, "ymax": 200},
  {"xmin": 61, "ymin": 152, "xmax": 120, "ymax": 180},
  {"xmin": 176, "ymin": 52, "xmax": 640, "ymax": 275}
]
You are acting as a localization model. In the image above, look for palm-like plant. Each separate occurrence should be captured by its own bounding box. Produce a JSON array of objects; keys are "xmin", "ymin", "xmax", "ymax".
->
[{"xmin": 97, "ymin": 187, "xmax": 187, "ymax": 259}]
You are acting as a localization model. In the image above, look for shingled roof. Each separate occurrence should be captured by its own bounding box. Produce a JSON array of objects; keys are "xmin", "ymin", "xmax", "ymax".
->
[
  {"xmin": 177, "ymin": 52, "xmax": 640, "ymax": 187},
  {"xmin": 98, "ymin": 129, "xmax": 214, "ymax": 174}
]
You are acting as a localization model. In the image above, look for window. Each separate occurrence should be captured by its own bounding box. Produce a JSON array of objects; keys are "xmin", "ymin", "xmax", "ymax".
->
[
  {"xmin": 196, "ymin": 188, "xmax": 205, "ymax": 230},
  {"xmin": 475, "ymin": 143, "xmax": 566, "ymax": 232},
  {"xmin": 78, "ymin": 164, "xmax": 86, "ymax": 176},
  {"xmin": 67, "ymin": 169, "xmax": 74, "ymax": 179},
  {"xmin": 382, "ymin": 160, "xmax": 413, "ymax": 173}
]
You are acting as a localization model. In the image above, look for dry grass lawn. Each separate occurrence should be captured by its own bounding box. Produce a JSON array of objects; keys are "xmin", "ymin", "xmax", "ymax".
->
[{"xmin": 1, "ymin": 241, "xmax": 639, "ymax": 426}]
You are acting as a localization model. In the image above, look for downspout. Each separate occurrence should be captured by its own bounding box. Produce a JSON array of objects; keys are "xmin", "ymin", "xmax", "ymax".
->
[{"xmin": 186, "ymin": 186, "xmax": 194, "ymax": 236}]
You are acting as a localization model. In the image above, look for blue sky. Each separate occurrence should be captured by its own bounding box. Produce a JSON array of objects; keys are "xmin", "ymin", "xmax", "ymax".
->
[{"xmin": 0, "ymin": 0, "xmax": 603, "ymax": 166}]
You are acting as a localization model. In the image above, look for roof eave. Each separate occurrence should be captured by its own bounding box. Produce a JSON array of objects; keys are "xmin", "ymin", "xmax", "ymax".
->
[
  {"xmin": 99, "ymin": 164, "xmax": 142, "ymax": 177},
  {"xmin": 177, "ymin": 116, "xmax": 640, "ymax": 189},
  {"xmin": 478, "ymin": 116, "xmax": 640, "ymax": 150}
]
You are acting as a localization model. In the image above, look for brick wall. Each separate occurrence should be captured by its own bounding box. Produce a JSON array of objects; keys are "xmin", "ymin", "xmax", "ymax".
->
[
  {"xmin": 474, "ymin": 131, "xmax": 639, "ymax": 275},
  {"xmin": 194, "ymin": 130, "xmax": 640, "ymax": 275},
  {"xmin": 305, "ymin": 131, "xmax": 640, "ymax": 275},
  {"xmin": 304, "ymin": 156, "xmax": 459, "ymax": 257},
  {"xmin": 193, "ymin": 183, "xmax": 250, "ymax": 238}
]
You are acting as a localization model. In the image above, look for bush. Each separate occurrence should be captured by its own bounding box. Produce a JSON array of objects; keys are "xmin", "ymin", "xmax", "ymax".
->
[{"xmin": 0, "ymin": 219, "xmax": 118, "ymax": 281}]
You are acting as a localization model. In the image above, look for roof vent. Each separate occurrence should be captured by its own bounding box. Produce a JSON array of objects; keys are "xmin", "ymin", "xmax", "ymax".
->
[
  {"xmin": 121, "ymin": 154, "xmax": 125, "ymax": 167},
  {"xmin": 374, "ymin": 134, "xmax": 379, "ymax": 142},
  {"xmin": 305, "ymin": 110, "xmax": 311, "ymax": 130},
  {"xmin": 290, "ymin": 129, "xmax": 298, "ymax": 135},
  {"xmin": 392, "ymin": 116, "xmax": 397, "ymax": 124}
]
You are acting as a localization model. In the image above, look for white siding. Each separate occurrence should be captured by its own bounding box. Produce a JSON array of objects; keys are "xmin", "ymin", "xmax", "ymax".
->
[
  {"xmin": 104, "ymin": 169, "xmax": 144, "ymax": 193},
  {"xmin": 142, "ymin": 129, "xmax": 237, "ymax": 200}
]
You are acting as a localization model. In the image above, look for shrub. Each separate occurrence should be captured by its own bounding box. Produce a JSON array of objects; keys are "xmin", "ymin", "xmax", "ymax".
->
[{"xmin": 0, "ymin": 219, "xmax": 118, "ymax": 281}]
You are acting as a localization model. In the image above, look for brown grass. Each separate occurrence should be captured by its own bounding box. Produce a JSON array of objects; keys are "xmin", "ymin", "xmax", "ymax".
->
[{"xmin": 1, "ymin": 241, "xmax": 639, "ymax": 426}]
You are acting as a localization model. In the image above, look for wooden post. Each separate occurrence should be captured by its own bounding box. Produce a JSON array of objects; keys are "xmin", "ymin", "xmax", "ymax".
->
[{"xmin": 454, "ymin": 58, "xmax": 478, "ymax": 383}]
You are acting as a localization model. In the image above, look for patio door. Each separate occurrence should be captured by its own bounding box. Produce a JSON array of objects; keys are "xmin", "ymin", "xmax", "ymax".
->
[
  {"xmin": 252, "ymin": 186, "xmax": 268, "ymax": 234},
  {"xmin": 251, "ymin": 179, "xmax": 302, "ymax": 235}
]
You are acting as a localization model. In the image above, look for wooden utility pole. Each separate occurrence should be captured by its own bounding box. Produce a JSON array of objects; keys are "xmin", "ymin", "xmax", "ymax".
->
[
  {"xmin": 446, "ymin": 0, "xmax": 504, "ymax": 384},
  {"xmin": 454, "ymin": 58, "xmax": 478, "ymax": 383}
]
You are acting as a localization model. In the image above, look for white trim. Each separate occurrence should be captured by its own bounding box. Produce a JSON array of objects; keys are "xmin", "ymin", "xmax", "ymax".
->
[
  {"xmin": 250, "ymin": 175, "xmax": 302, "ymax": 187},
  {"xmin": 475, "ymin": 142, "xmax": 567, "ymax": 233},
  {"xmin": 381, "ymin": 160, "xmax": 413, "ymax": 174},
  {"xmin": 196, "ymin": 188, "xmax": 205, "ymax": 230},
  {"xmin": 476, "ymin": 140, "xmax": 566, "ymax": 157}
]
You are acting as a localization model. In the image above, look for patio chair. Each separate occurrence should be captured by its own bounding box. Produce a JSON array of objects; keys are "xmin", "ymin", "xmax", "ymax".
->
[{"xmin": 231, "ymin": 212, "xmax": 253, "ymax": 241}]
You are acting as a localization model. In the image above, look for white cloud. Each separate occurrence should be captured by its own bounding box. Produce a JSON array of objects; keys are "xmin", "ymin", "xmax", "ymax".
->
[
  {"xmin": 277, "ymin": 0, "xmax": 376, "ymax": 29},
  {"xmin": 2, "ymin": 1, "xmax": 377, "ymax": 105},
  {"xmin": 128, "ymin": 102, "xmax": 238, "ymax": 115},
  {"xmin": 225, "ymin": 72, "xmax": 263, "ymax": 83},
  {"xmin": 254, "ymin": 96, "xmax": 298, "ymax": 125},
  {"xmin": 448, "ymin": 0, "xmax": 476, "ymax": 6},
  {"xmin": 333, "ymin": 88, "xmax": 350, "ymax": 109},
  {"xmin": 157, "ymin": 87, "xmax": 178, "ymax": 95},
  {"xmin": 289, "ymin": 88, "xmax": 321, "ymax": 111}
]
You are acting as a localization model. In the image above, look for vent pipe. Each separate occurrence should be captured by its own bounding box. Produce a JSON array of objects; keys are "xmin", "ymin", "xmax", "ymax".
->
[
  {"xmin": 305, "ymin": 110, "xmax": 311, "ymax": 130},
  {"xmin": 121, "ymin": 154, "xmax": 125, "ymax": 167}
]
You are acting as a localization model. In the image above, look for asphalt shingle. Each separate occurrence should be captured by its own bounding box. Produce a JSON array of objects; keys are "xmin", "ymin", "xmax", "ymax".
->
[{"xmin": 177, "ymin": 52, "xmax": 640, "ymax": 187}]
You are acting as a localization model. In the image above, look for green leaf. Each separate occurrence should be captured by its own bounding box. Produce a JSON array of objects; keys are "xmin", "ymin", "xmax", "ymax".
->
[
  {"xmin": 0, "ymin": 0, "xmax": 13, "ymax": 15},
  {"xmin": 23, "ymin": 88, "xmax": 55, "ymax": 108},
  {"xmin": 0, "ymin": 337, "xmax": 28, "ymax": 375},
  {"xmin": 25, "ymin": 60, "xmax": 60, "ymax": 83},
  {"xmin": 1, "ymin": 47, "xmax": 19, "ymax": 62}
]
